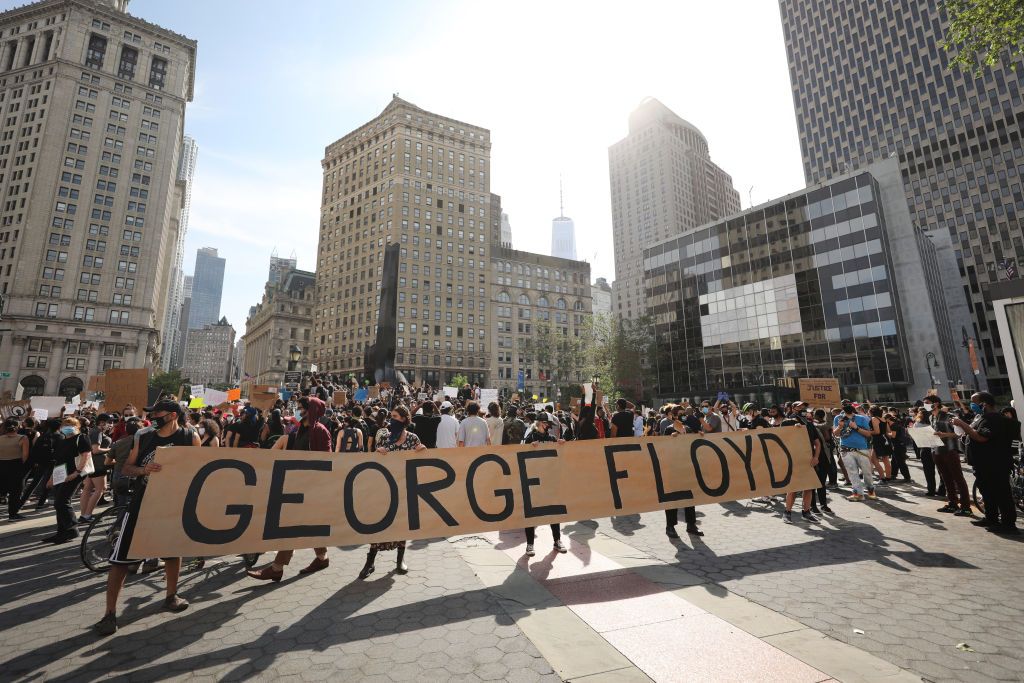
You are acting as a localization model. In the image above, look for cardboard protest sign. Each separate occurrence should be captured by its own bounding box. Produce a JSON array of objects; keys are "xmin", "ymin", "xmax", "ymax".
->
[
  {"xmin": 227, "ymin": 389, "xmax": 241, "ymax": 402},
  {"xmin": 126, "ymin": 427, "xmax": 818, "ymax": 558},
  {"xmin": 798, "ymin": 378, "xmax": 841, "ymax": 407},
  {"xmin": 253, "ymin": 385, "xmax": 277, "ymax": 395},
  {"xmin": 189, "ymin": 397, "xmax": 205, "ymax": 409},
  {"xmin": 250, "ymin": 391, "xmax": 279, "ymax": 412},
  {"xmin": 480, "ymin": 389, "xmax": 498, "ymax": 405},
  {"xmin": 204, "ymin": 389, "xmax": 228, "ymax": 407},
  {"xmin": 368, "ymin": 386, "xmax": 380, "ymax": 399},
  {"xmin": 443, "ymin": 386, "xmax": 458, "ymax": 399},
  {"xmin": 88, "ymin": 375, "xmax": 105, "ymax": 393},
  {"xmin": 333, "ymin": 391, "xmax": 348, "ymax": 406},
  {"xmin": 101, "ymin": 369, "xmax": 149, "ymax": 413}
]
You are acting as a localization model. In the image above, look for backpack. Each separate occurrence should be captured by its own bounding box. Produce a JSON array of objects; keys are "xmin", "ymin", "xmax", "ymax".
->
[
  {"xmin": 338, "ymin": 427, "xmax": 361, "ymax": 453},
  {"xmin": 29, "ymin": 431, "xmax": 59, "ymax": 466},
  {"xmin": 503, "ymin": 417, "xmax": 526, "ymax": 445}
]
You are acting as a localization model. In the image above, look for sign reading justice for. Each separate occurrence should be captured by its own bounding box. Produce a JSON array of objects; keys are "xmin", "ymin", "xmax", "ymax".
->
[{"xmin": 128, "ymin": 428, "xmax": 818, "ymax": 558}]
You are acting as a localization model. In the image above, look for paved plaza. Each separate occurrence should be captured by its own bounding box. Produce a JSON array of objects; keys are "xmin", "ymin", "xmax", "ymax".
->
[{"xmin": 1, "ymin": 460, "xmax": 1021, "ymax": 683}]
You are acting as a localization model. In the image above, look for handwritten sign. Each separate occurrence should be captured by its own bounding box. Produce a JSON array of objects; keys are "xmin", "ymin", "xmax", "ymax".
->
[
  {"xmin": 126, "ymin": 428, "xmax": 817, "ymax": 558},
  {"xmin": 798, "ymin": 378, "xmax": 840, "ymax": 407}
]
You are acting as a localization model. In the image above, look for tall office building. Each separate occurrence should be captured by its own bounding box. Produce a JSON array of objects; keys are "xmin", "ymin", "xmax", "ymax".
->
[
  {"xmin": 186, "ymin": 246, "xmax": 224, "ymax": 329},
  {"xmin": 268, "ymin": 250, "xmax": 296, "ymax": 286},
  {"xmin": 0, "ymin": 0, "xmax": 196, "ymax": 398},
  {"xmin": 313, "ymin": 96, "xmax": 492, "ymax": 385},
  {"xmin": 170, "ymin": 273, "xmax": 191, "ymax": 369},
  {"xmin": 608, "ymin": 97, "xmax": 741, "ymax": 321},
  {"xmin": 500, "ymin": 212, "xmax": 512, "ymax": 247},
  {"xmin": 778, "ymin": 0, "xmax": 1022, "ymax": 392},
  {"xmin": 160, "ymin": 133, "xmax": 197, "ymax": 369},
  {"xmin": 591, "ymin": 277, "xmax": 612, "ymax": 318},
  {"xmin": 551, "ymin": 216, "xmax": 577, "ymax": 260}
]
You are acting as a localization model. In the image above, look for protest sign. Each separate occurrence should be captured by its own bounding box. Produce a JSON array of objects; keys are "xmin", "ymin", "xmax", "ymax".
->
[
  {"xmin": 443, "ymin": 386, "xmax": 458, "ymax": 399},
  {"xmin": 126, "ymin": 427, "xmax": 818, "ymax": 558},
  {"xmin": 908, "ymin": 425, "xmax": 945, "ymax": 448},
  {"xmin": 798, "ymin": 378, "xmax": 841, "ymax": 407},
  {"xmin": 30, "ymin": 395, "xmax": 67, "ymax": 418},
  {"xmin": 189, "ymin": 397, "xmax": 205, "ymax": 409},
  {"xmin": 203, "ymin": 389, "xmax": 228, "ymax": 407},
  {"xmin": 480, "ymin": 389, "xmax": 498, "ymax": 405},
  {"xmin": 101, "ymin": 369, "xmax": 149, "ymax": 413},
  {"xmin": 333, "ymin": 391, "xmax": 348, "ymax": 406},
  {"xmin": 32, "ymin": 409, "xmax": 48, "ymax": 420},
  {"xmin": 227, "ymin": 389, "xmax": 241, "ymax": 402},
  {"xmin": 368, "ymin": 386, "xmax": 380, "ymax": 399},
  {"xmin": 250, "ymin": 391, "xmax": 278, "ymax": 412},
  {"xmin": 191, "ymin": 384, "xmax": 205, "ymax": 397},
  {"xmin": 354, "ymin": 388, "xmax": 368, "ymax": 402}
]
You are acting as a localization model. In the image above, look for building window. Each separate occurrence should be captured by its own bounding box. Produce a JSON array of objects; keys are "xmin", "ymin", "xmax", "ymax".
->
[
  {"xmin": 85, "ymin": 34, "xmax": 107, "ymax": 69},
  {"xmin": 148, "ymin": 56, "xmax": 167, "ymax": 89},
  {"xmin": 117, "ymin": 46, "xmax": 137, "ymax": 80}
]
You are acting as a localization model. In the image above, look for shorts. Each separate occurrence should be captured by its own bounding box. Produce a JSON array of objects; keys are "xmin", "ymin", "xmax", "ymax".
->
[
  {"xmin": 109, "ymin": 486, "xmax": 174, "ymax": 565},
  {"xmin": 88, "ymin": 453, "xmax": 107, "ymax": 478}
]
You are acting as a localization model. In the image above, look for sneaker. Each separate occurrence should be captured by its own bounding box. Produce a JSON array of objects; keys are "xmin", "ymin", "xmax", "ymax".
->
[
  {"xmin": 163, "ymin": 594, "xmax": 190, "ymax": 612},
  {"xmin": 685, "ymin": 526, "xmax": 705, "ymax": 537},
  {"xmin": 8, "ymin": 513, "xmax": 26, "ymax": 521},
  {"xmin": 820, "ymin": 506, "xmax": 834, "ymax": 515},
  {"xmin": 846, "ymin": 493, "xmax": 864, "ymax": 502},
  {"xmin": 801, "ymin": 511, "xmax": 819, "ymax": 523},
  {"xmin": 94, "ymin": 613, "xmax": 117, "ymax": 636},
  {"xmin": 954, "ymin": 508, "xmax": 973, "ymax": 517},
  {"xmin": 971, "ymin": 519, "xmax": 994, "ymax": 527},
  {"xmin": 525, "ymin": 544, "xmax": 535, "ymax": 557},
  {"xmin": 665, "ymin": 526, "xmax": 680, "ymax": 539},
  {"xmin": 936, "ymin": 505, "xmax": 957, "ymax": 513},
  {"xmin": 783, "ymin": 510, "xmax": 793, "ymax": 524},
  {"xmin": 77, "ymin": 515, "xmax": 94, "ymax": 525},
  {"xmin": 554, "ymin": 540, "xmax": 567, "ymax": 554},
  {"xmin": 866, "ymin": 491, "xmax": 878, "ymax": 500}
]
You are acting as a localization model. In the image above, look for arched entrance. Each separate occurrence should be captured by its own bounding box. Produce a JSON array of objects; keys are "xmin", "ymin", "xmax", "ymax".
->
[
  {"xmin": 19, "ymin": 375, "xmax": 45, "ymax": 399},
  {"xmin": 59, "ymin": 376, "xmax": 84, "ymax": 399}
]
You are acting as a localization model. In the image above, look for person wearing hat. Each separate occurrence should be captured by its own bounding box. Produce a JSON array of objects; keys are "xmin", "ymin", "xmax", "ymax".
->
[
  {"xmin": 738, "ymin": 403, "xmax": 770, "ymax": 430},
  {"xmin": 780, "ymin": 402, "xmax": 826, "ymax": 522},
  {"xmin": 522, "ymin": 413, "xmax": 568, "ymax": 556},
  {"xmin": 436, "ymin": 400, "xmax": 459, "ymax": 449},
  {"xmin": 95, "ymin": 399, "xmax": 200, "ymax": 636}
]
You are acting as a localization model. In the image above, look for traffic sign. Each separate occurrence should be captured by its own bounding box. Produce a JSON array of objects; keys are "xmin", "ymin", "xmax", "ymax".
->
[{"xmin": 0, "ymin": 371, "xmax": 10, "ymax": 379}]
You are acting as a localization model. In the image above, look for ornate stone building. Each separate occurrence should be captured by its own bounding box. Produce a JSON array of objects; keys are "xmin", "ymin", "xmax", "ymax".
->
[
  {"xmin": 0, "ymin": 0, "xmax": 196, "ymax": 397},
  {"xmin": 241, "ymin": 267, "xmax": 314, "ymax": 392},
  {"xmin": 181, "ymin": 316, "xmax": 234, "ymax": 387}
]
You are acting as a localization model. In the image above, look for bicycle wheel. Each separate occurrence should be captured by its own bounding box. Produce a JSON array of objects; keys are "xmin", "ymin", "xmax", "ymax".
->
[
  {"xmin": 1012, "ymin": 473, "xmax": 1024, "ymax": 513},
  {"xmin": 80, "ymin": 506, "xmax": 124, "ymax": 573},
  {"xmin": 972, "ymin": 481, "xmax": 985, "ymax": 515}
]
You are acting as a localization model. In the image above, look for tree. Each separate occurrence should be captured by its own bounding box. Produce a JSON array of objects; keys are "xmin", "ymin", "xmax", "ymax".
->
[
  {"xmin": 944, "ymin": 0, "xmax": 1024, "ymax": 72},
  {"xmin": 149, "ymin": 369, "xmax": 184, "ymax": 396},
  {"xmin": 449, "ymin": 373, "xmax": 469, "ymax": 388},
  {"xmin": 519, "ymin": 321, "xmax": 594, "ymax": 399}
]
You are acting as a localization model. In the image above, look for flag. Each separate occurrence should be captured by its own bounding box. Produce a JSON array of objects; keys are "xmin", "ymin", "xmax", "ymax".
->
[{"xmin": 999, "ymin": 258, "xmax": 1019, "ymax": 280}]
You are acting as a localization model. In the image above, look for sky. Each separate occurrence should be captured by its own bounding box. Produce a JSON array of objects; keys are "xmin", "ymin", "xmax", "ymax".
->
[{"xmin": 130, "ymin": 0, "xmax": 807, "ymax": 332}]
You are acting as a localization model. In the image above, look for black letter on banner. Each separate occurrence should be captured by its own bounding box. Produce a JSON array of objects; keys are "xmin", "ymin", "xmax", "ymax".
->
[
  {"xmin": 605, "ymin": 443, "xmax": 641, "ymax": 509},
  {"xmin": 517, "ymin": 450, "xmax": 567, "ymax": 518},
  {"xmin": 646, "ymin": 443, "xmax": 693, "ymax": 503},
  {"xmin": 344, "ymin": 461, "xmax": 399, "ymax": 534},
  {"xmin": 690, "ymin": 439, "xmax": 730, "ymax": 497},
  {"xmin": 264, "ymin": 460, "xmax": 332, "ymax": 539},
  {"xmin": 466, "ymin": 454, "xmax": 514, "ymax": 522},
  {"xmin": 406, "ymin": 458, "xmax": 458, "ymax": 531},
  {"xmin": 759, "ymin": 432, "xmax": 793, "ymax": 488},
  {"xmin": 722, "ymin": 435, "xmax": 757, "ymax": 491},
  {"xmin": 183, "ymin": 459, "xmax": 256, "ymax": 544}
]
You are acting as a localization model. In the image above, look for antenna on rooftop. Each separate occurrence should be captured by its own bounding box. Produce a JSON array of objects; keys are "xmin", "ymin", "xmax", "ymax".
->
[{"xmin": 559, "ymin": 175, "xmax": 565, "ymax": 218}]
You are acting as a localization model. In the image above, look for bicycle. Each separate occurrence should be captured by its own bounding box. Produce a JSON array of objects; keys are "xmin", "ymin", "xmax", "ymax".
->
[
  {"xmin": 80, "ymin": 504, "xmax": 260, "ymax": 573},
  {"xmin": 972, "ymin": 450, "xmax": 1024, "ymax": 515}
]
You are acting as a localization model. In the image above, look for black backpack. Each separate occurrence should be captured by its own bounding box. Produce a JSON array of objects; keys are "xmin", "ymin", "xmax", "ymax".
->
[
  {"xmin": 28, "ymin": 431, "xmax": 59, "ymax": 466},
  {"xmin": 338, "ymin": 427, "xmax": 361, "ymax": 453}
]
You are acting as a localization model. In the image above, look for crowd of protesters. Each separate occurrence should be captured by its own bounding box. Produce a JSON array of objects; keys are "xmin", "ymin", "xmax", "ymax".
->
[{"xmin": 0, "ymin": 373, "xmax": 1019, "ymax": 637}]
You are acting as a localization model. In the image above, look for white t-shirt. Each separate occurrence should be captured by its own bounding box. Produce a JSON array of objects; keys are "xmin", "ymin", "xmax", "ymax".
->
[
  {"xmin": 457, "ymin": 415, "xmax": 490, "ymax": 447},
  {"xmin": 485, "ymin": 416, "xmax": 504, "ymax": 447},
  {"xmin": 436, "ymin": 414, "xmax": 459, "ymax": 449}
]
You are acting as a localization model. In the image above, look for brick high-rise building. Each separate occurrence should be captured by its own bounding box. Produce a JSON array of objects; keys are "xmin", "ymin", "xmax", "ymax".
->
[
  {"xmin": 0, "ymin": 0, "xmax": 196, "ymax": 398},
  {"xmin": 779, "ymin": 0, "xmax": 1024, "ymax": 393},
  {"xmin": 608, "ymin": 98, "xmax": 740, "ymax": 321},
  {"xmin": 313, "ymin": 96, "xmax": 492, "ymax": 386},
  {"xmin": 182, "ymin": 316, "xmax": 234, "ymax": 387}
]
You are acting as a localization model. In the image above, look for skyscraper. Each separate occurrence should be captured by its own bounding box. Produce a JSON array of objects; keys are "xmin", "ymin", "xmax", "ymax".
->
[
  {"xmin": 160, "ymin": 134, "xmax": 198, "ymax": 370},
  {"xmin": 171, "ymin": 274, "xmax": 192, "ymax": 370},
  {"xmin": 187, "ymin": 247, "xmax": 225, "ymax": 330},
  {"xmin": 268, "ymin": 251, "xmax": 297, "ymax": 286},
  {"xmin": 608, "ymin": 98, "xmax": 741, "ymax": 320},
  {"xmin": 778, "ymin": 0, "xmax": 1021, "ymax": 392},
  {"xmin": 0, "ymin": 0, "xmax": 196, "ymax": 398},
  {"xmin": 500, "ymin": 212, "xmax": 512, "ymax": 247},
  {"xmin": 312, "ymin": 96, "xmax": 492, "ymax": 385},
  {"xmin": 551, "ymin": 217, "xmax": 577, "ymax": 261}
]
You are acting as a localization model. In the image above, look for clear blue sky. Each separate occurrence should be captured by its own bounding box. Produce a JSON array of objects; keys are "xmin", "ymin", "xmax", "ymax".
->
[{"xmin": 129, "ymin": 0, "xmax": 806, "ymax": 332}]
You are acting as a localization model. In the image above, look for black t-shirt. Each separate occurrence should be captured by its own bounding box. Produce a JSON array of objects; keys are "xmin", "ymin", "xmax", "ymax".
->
[
  {"xmin": 683, "ymin": 415, "xmax": 702, "ymax": 434},
  {"xmin": 411, "ymin": 414, "xmax": 441, "ymax": 449},
  {"xmin": 136, "ymin": 427, "xmax": 196, "ymax": 487},
  {"xmin": 235, "ymin": 419, "xmax": 263, "ymax": 446},
  {"xmin": 524, "ymin": 429, "xmax": 557, "ymax": 444},
  {"xmin": 968, "ymin": 412, "xmax": 1015, "ymax": 469},
  {"xmin": 610, "ymin": 410, "xmax": 634, "ymax": 437},
  {"xmin": 740, "ymin": 415, "xmax": 771, "ymax": 430},
  {"xmin": 56, "ymin": 432, "xmax": 92, "ymax": 475}
]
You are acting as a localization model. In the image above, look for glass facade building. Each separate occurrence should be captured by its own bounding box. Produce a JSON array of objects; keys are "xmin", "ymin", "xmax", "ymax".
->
[{"xmin": 644, "ymin": 170, "xmax": 916, "ymax": 404}]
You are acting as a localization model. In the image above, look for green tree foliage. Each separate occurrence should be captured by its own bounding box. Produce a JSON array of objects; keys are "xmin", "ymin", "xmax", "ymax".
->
[
  {"xmin": 148, "ymin": 368, "xmax": 184, "ymax": 396},
  {"xmin": 449, "ymin": 373, "xmax": 469, "ymax": 388},
  {"xmin": 944, "ymin": 0, "xmax": 1024, "ymax": 72},
  {"xmin": 581, "ymin": 313, "xmax": 658, "ymax": 404}
]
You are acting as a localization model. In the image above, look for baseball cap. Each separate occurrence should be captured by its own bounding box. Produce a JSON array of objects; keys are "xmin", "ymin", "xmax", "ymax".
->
[
  {"xmin": 440, "ymin": 400, "xmax": 454, "ymax": 410},
  {"xmin": 792, "ymin": 401, "xmax": 807, "ymax": 409},
  {"xmin": 144, "ymin": 399, "xmax": 183, "ymax": 415},
  {"xmin": 536, "ymin": 412, "xmax": 553, "ymax": 424}
]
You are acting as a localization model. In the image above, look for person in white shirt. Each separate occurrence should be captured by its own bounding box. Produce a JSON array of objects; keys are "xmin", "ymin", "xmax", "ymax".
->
[
  {"xmin": 435, "ymin": 401, "xmax": 459, "ymax": 449},
  {"xmin": 457, "ymin": 402, "xmax": 490, "ymax": 447},
  {"xmin": 633, "ymin": 410, "xmax": 645, "ymax": 437},
  {"xmin": 484, "ymin": 402, "xmax": 504, "ymax": 447}
]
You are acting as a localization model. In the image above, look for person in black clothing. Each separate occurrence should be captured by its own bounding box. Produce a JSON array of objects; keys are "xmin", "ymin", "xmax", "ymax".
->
[
  {"xmin": 43, "ymin": 417, "xmax": 93, "ymax": 544},
  {"xmin": 95, "ymin": 399, "xmax": 200, "ymax": 636},
  {"xmin": 609, "ymin": 399, "xmax": 635, "ymax": 438},
  {"xmin": 411, "ymin": 401, "xmax": 441, "ymax": 448},
  {"xmin": 523, "ymin": 414, "xmax": 568, "ymax": 556},
  {"xmin": 20, "ymin": 418, "xmax": 60, "ymax": 510},
  {"xmin": 885, "ymin": 408, "xmax": 912, "ymax": 482},
  {"xmin": 738, "ymin": 403, "xmax": 771, "ymax": 430},
  {"xmin": 953, "ymin": 392, "xmax": 1019, "ymax": 535},
  {"xmin": 661, "ymin": 415, "xmax": 704, "ymax": 538}
]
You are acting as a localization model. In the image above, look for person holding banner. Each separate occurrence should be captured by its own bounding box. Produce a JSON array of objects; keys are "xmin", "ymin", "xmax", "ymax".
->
[
  {"xmin": 522, "ymin": 413, "xmax": 568, "ymax": 556},
  {"xmin": 248, "ymin": 396, "xmax": 334, "ymax": 582},
  {"xmin": 357, "ymin": 404, "xmax": 426, "ymax": 579},
  {"xmin": 95, "ymin": 400, "xmax": 199, "ymax": 636}
]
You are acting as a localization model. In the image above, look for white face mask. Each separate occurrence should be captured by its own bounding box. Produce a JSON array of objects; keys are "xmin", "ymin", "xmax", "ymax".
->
[
  {"xmin": 198, "ymin": 427, "xmax": 206, "ymax": 436},
  {"xmin": 927, "ymin": 403, "xmax": 936, "ymax": 412}
]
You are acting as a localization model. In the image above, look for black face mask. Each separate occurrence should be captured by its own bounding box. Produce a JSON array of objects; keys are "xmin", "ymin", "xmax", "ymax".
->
[{"xmin": 154, "ymin": 414, "xmax": 174, "ymax": 428}]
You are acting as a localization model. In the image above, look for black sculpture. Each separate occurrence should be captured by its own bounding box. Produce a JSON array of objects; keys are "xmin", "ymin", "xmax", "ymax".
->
[{"xmin": 364, "ymin": 243, "xmax": 408, "ymax": 386}]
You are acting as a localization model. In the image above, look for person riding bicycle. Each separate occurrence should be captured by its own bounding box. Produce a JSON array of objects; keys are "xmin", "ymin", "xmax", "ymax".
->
[{"xmin": 94, "ymin": 399, "xmax": 200, "ymax": 636}]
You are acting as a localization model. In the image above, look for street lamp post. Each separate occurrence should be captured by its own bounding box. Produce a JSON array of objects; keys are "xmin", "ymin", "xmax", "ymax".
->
[
  {"xmin": 288, "ymin": 344, "xmax": 301, "ymax": 372},
  {"xmin": 924, "ymin": 352, "xmax": 940, "ymax": 389}
]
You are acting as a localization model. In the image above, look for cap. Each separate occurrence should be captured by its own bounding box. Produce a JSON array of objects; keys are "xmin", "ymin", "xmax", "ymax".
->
[
  {"xmin": 792, "ymin": 401, "xmax": 807, "ymax": 409},
  {"xmin": 741, "ymin": 402, "xmax": 754, "ymax": 412},
  {"xmin": 440, "ymin": 400, "xmax": 454, "ymax": 410},
  {"xmin": 536, "ymin": 412, "xmax": 553, "ymax": 423},
  {"xmin": 144, "ymin": 399, "xmax": 183, "ymax": 415},
  {"xmin": 97, "ymin": 413, "xmax": 113, "ymax": 422}
]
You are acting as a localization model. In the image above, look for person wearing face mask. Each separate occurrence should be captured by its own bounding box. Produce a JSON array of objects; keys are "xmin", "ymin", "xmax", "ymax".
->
[
  {"xmin": 832, "ymin": 402, "xmax": 877, "ymax": 501},
  {"xmin": 356, "ymin": 405, "xmax": 427, "ymax": 579},
  {"xmin": 917, "ymin": 398, "xmax": 943, "ymax": 497},
  {"xmin": 197, "ymin": 419, "xmax": 221, "ymax": 448},
  {"xmin": 698, "ymin": 401, "xmax": 722, "ymax": 434},
  {"xmin": 43, "ymin": 417, "xmax": 93, "ymax": 544},
  {"xmin": 248, "ymin": 397, "xmax": 334, "ymax": 583},
  {"xmin": 952, "ymin": 392, "xmax": 1019, "ymax": 535},
  {"xmin": 522, "ymin": 413, "xmax": 568, "ymax": 556},
  {"xmin": 109, "ymin": 404, "xmax": 137, "ymax": 443},
  {"xmin": 927, "ymin": 400, "xmax": 972, "ymax": 516}
]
